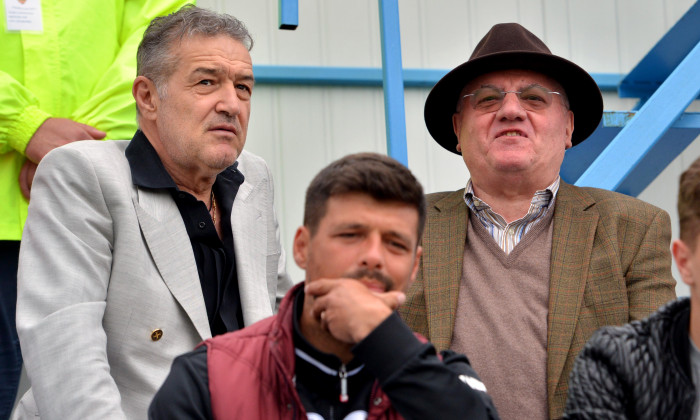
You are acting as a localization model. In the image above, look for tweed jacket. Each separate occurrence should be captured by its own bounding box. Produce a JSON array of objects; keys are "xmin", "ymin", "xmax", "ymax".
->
[
  {"xmin": 399, "ymin": 181, "xmax": 676, "ymax": 419},
  {"xmin": 14, "ymin": 140, "xmax": 293, "ymax": 420}
]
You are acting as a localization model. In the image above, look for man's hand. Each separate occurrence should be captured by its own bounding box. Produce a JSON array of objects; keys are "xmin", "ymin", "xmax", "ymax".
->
[
  {"xmin": 19, "ymin": 160, "xmax": 38, "ymax": 200},
  {"xmin": 305, "ymin": 279, "xmax": 405, "ymax": 344},
  {"xmin": 20, "ymin": 118, "xmax": 106, "ymax": 200},
  {"xmin": 25, "ymin": 118, "xmax": 106, "ymax": 163}
]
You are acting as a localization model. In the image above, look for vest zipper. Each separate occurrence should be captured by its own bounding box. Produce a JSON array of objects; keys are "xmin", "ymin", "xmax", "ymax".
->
[{"xmin": 339, "ymin": 364, "xmax": 348, "ymax": 403}]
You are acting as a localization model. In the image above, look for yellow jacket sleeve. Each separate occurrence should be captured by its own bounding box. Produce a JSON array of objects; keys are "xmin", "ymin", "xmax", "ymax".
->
[
  {"xmin": 0, "ymin": 71, "xmax": 51, "ymax": 155},
  {"xmin": 72, "ymin": 0, "xmax": 191, "ymax": 140}
]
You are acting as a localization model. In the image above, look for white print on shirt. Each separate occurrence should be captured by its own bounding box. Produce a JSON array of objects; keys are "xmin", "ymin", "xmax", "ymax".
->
[
  {"xmin": 460, "ymin": 374, "xmax": 488, "ymax": 392},
  {"xmin": 308, "ymin": 410, "xmax": 368, "ymax": 420}
]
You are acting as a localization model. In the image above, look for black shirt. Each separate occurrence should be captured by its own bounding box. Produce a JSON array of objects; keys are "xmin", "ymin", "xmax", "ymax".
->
[{"xmin": 125, "ymin": 131, "xmax": 245, "ymax": 336}]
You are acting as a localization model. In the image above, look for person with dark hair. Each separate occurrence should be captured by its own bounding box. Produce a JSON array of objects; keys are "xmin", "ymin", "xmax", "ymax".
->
[
  {"xmin": 13, "ymin": 5, "xmax": 291, "ymax": 419},
  {"xmin": 564, "ymin": 156, "xmax": 700, "ymax": 419},
  {"xmin": 399, "ymin": 22, "xmax": 676, "ymax": 419},
  {"xmin": 149, "ymin": 153, "xmax": 500, "ymax": 420}
]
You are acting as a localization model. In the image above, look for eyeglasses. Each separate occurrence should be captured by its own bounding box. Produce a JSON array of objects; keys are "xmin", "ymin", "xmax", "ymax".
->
[{"xmin": 460, "ymin": 85, "xmax": 564, "ymax": 113}]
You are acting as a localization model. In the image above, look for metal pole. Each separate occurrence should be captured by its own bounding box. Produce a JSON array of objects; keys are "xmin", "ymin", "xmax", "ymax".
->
[{"xmin": 378, "ymin": 0, "xmax": 408, "ymax": 166}]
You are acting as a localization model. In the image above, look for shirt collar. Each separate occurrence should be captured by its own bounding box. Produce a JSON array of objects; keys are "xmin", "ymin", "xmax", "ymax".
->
[
  {"xmin": 464, "ymin": 176, "xmax": 560, "ymax": 213},
  {"xmin": 125, "ymin": 130, "xmax": 176, "ymax": 189},
  {"xmin": 125, "ymin": 130, "xmax": 242, "ymax": 191}
]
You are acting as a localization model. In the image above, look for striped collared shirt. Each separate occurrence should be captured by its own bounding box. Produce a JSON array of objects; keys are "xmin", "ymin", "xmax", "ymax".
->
[{"xmin": 464, "ymin": 177, "xmax": 560, "ymax": 254}]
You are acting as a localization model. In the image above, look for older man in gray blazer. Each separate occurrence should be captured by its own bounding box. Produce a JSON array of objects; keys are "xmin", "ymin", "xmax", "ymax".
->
[{"xmin": 13, "ymin": 6, "xmax": 293, "ymax": 419}]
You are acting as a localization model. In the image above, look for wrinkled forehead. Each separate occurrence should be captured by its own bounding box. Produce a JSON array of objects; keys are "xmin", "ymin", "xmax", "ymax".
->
[
  {"xmin": 173, "ymin": 33, "xmax": 252, "ymax": 59},
  {"xmin": 459, "ymin": 69, "xmax": 565, "ymax": 96}
]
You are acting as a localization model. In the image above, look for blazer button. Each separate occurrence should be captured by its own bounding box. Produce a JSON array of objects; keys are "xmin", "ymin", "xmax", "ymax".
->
[{"xmin": 151, "ymin": 328, "xmax": 163, "ymax": 341}]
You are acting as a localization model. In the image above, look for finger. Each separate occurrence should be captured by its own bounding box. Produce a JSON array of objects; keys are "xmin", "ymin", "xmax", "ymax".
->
[
  {"xmin": 319, "ymin": 310, "xmax": 329, "ymax": 331},
  {"xmin": 26, "ymin": 163, "xmax": 37, "ymax": 194},
  {"xmin": 304, "ymin": 279, "xmax": 339, "ymax": 297},
  {"xmin": 80, "ymin": 124, "xmax": 107, "ymax": 140},
  {"xmin": 376, "ymin": 291, "xmax": 406, "ymax": 310},
  {"xmin": 310, "ymin": 295, "xmax": 329, "ymax": 321},
  {"xmin": 70, "ymin": 128, "xmax": 98, "ymax": 142},
  {"xmin": 19, "ymin": 161, "xmax": 31, "ymax": 200}
]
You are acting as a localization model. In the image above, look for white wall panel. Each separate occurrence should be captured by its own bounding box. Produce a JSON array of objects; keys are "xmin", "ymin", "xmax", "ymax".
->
[
  {"xmin": 400, "ymin": 0, "xmax": 469, "ymax": 68},
  {"xmin": 470, "ymin": 0, "xmax": 524, "ymax": 35},
  {"xmin": 199, "ymin": 0, "xmax": 698, "ymax": 291},
  {"xmin": 568, "ymin": 1, "xmax": 620, "ymax": 72},
  {"xmin": 541, "ymin": 0, "xmax": 572, "ymax": 59},
  {"xmin": 322, "ymin": 3, "xmax": 381, "ymax": 66},
  {"xmin": 518, "ymin": 0, "xmax": 547, "ymax": 31},
  {"xmin": 616, "ymin": 0, "xmax": 668, "ymax": 71}
]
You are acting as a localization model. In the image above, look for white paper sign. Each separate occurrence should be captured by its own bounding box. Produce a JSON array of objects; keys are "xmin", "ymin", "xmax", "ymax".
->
[{"xmin": 5, "ymin": 0, "xmax": 43, "ymax": 32}]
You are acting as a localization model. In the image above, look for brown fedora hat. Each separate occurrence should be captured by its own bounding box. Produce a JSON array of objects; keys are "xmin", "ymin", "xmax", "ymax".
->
[{"xmin": 424, "ymin": 23, "xmax": 603, "ymax": 154}]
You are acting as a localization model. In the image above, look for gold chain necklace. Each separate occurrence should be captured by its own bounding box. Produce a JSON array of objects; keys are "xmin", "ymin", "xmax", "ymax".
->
[{"xmin": 208, "ymin": 189, "xmax": 217, "ymax": 225}]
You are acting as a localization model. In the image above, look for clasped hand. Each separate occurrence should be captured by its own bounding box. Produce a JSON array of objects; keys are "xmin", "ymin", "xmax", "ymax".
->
[
  {"xmin": 20, "ymin": 118, "xmax": 106, "ymax": 199},
  {"xmin": 305, "ymin": 279, "xmax": 405, "ymax": 344}
]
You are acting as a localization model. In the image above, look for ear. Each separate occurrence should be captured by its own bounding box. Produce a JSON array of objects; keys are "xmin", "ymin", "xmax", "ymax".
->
[
  {"xmin": 452, "ymin": 113, "xmax": 464, "ymax": 153},
  {"xmin": 672, "ymin": 239, "xmax": 695, "ymax": 287},
  {"xmin": 293, "ymin": 226, "xmax": 311, "ymax": 270},
  {"xmin": 564, "ymin": 109, "xmax": 574, "ymax": 150},
  {"xmin": 133, "ymin": 76, "xmax": 159, "ymax": 121},
  {"xmin": 453, "ymin": 110, "xmax": 463, "ymax": 135}
]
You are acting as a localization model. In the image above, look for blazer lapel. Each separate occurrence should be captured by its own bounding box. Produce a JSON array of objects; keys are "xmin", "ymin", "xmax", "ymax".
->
[
  {"xmin": 424, "ymin": 190, "xmax": 468, "ymax": 351},
  {"xmin": 230, "ymin": 178, "xmax": 273, "ymax": 326},
  {"xmin": 547, "ymin": 181, "xmax": 598, "ymax": 399},
  {"xmin": 133, "ymin": 188, "xmax": 211, "ymax": 341}
]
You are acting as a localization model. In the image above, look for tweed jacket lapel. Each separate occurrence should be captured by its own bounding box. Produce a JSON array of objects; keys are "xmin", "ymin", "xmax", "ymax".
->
[
  {"xmin": 230, "ymin": 176, "xmax": 274, "ymax": 326},
  {"xmin": 133, "ymin": 188, "xmax": 211, "ymax": 341},
  {"xmin": 546, "ymin": 181, "xmax": 598, "ymax": 403},
  {"xmin": 423, "ymin": 190, "xmax": 468, "ymax": 351}
]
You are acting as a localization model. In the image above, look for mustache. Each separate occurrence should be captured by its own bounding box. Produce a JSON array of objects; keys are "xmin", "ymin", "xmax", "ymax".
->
[
  {"xmin": 343, "ymin": 268, "xmax": 394, "ymax": 292},
  {"xmin": 205, "ymin": 117, "xmax": 240, "ymax": 130}
]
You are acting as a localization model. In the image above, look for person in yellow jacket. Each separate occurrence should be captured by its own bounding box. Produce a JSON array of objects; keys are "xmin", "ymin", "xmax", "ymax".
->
[{"xmin": 0, "ymin": 1, "xmax": 189, "ymax": 417}]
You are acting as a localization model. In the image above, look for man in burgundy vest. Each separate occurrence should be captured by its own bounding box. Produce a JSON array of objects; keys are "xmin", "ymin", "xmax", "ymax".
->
[
  {"xmin": 399, "ymin": 22, "xmax": 676, "ymax": 419},
  {"xmin": 149, "ymin": 153, "xmax": 500, "ymax": 419}
]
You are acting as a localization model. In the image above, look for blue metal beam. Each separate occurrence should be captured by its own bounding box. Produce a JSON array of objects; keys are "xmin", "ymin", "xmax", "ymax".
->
[
  {"xmin": 619, "ymin": 2, "xmax": 700, "ymax": 99},
  {"xmin": 252, "ymin": 65, "xmax": 622, "ymax": 90},
  {"xmin": 278, "ymin": 0, "xmax": 298, "ymax": 30},
  {"xmin": 561, "ymin": 112, "xmax": 700, "ymax": 196},
  {"xmin": 574, "ymin": 40, "xmax": 700, "ymax": 194},
  {"xmin": 377, "ymin": 0, "xmax": 408, "ymax": 166}
]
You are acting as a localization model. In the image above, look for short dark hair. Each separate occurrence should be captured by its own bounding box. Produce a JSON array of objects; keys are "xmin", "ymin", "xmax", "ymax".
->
[
  {"xmin": 678, "ymin": 156, "xmax": 700, "ymax": 249},
  {"xmin": 137, "ymin": 4, "xmax": 253, "ymax": 97},
  {"xmin": 303, "ymin": 153, "xmax": 426, "ymax": 242}
]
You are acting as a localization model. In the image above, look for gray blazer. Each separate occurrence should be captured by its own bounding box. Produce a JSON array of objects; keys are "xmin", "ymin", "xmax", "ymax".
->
[{"xmin": 14, "ymin": 140, "xmax": 293, "ymax": 419}]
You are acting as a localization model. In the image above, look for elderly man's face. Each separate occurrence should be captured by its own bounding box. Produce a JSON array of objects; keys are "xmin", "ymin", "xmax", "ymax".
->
[
  {"xmin": 452, "ymin": 69, "xmax": 573, "ymax": 186},
  {"xmin": 293, "ymin": 193, "xmax": 422, "ymax": 294},
  {"xmin": 154, "ymin": 34, "xmax": 254, "ymax": 178}
]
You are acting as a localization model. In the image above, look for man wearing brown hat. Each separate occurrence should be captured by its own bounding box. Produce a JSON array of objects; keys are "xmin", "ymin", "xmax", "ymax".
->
[{"xmin": 399, "ymin": 23, "xmax": 676, "ymax": 419}]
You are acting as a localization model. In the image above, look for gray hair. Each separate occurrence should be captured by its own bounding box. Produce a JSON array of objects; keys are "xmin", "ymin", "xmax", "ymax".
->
[{"xmin": 137, "ymin": 4, "xmax": 254, "ymax": 97}]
